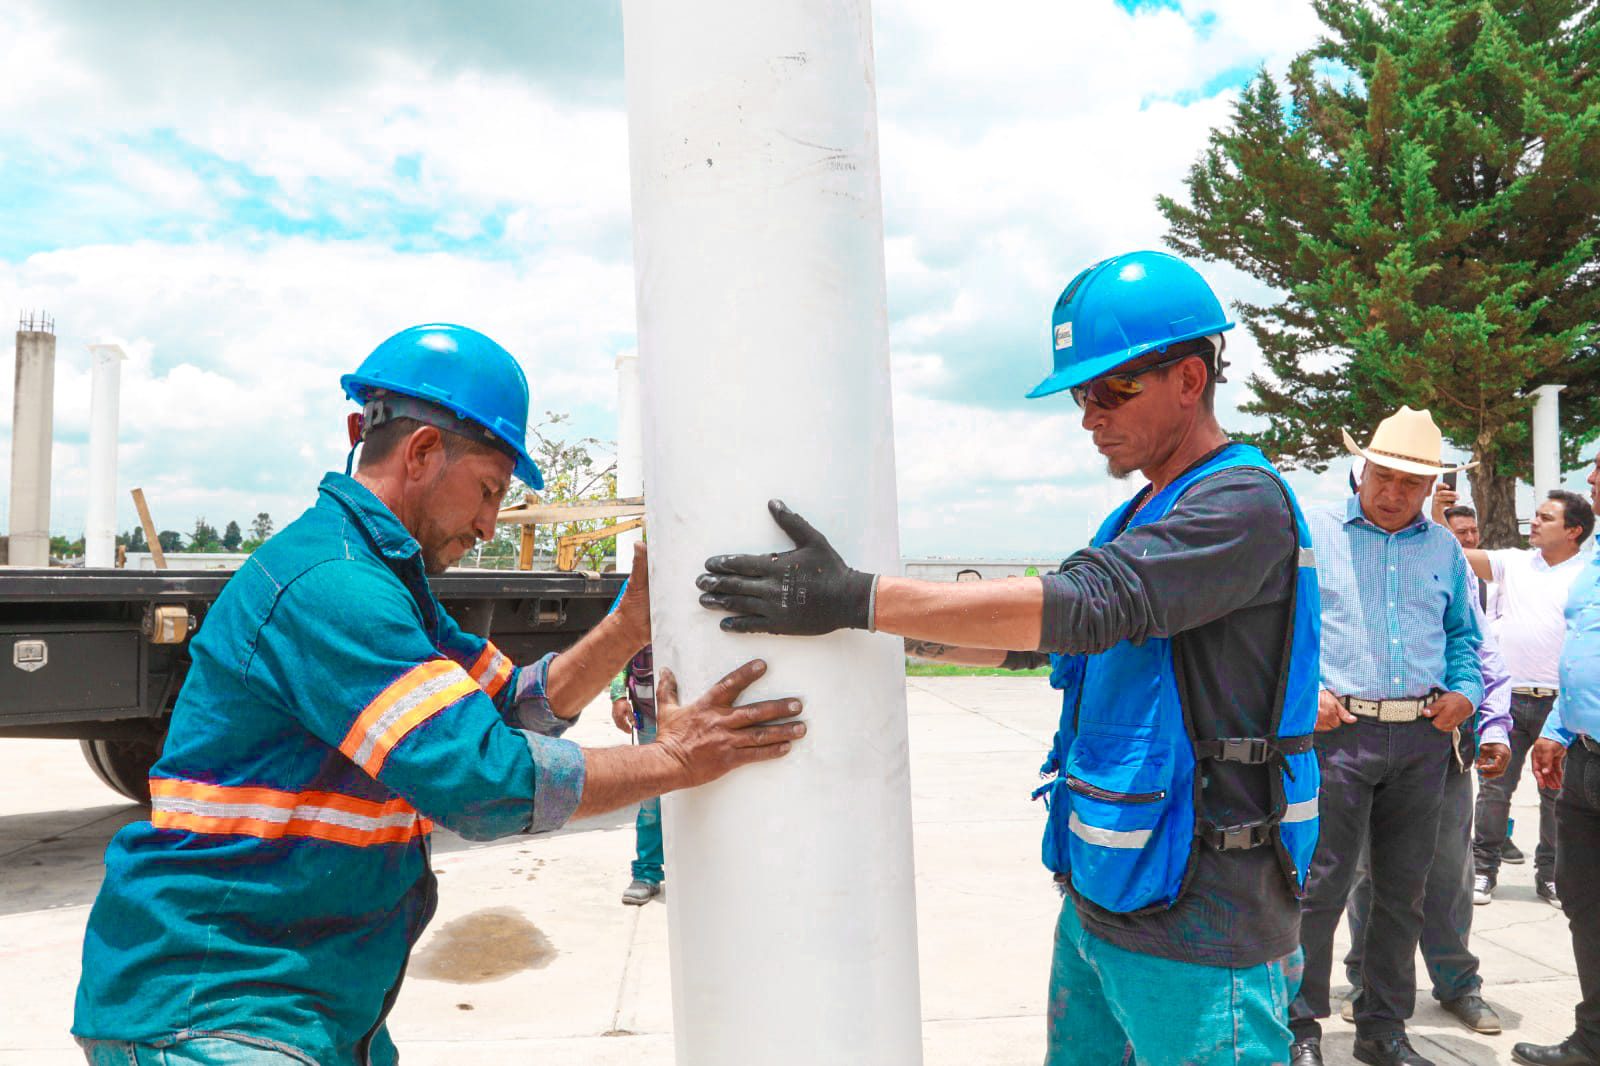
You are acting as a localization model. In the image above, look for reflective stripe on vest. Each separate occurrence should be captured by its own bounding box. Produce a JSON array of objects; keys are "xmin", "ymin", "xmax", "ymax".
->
[
  {"xmin": 1282, "ymin": 797, "xmax": 1318, "ymax": 823},
  {"xmin": 150, "ymin": 778, "xmax": 431, "ymax": 846},
  {"xmin": 339, "ymin": 659, "xmax": 479, "ymax": 776},
  {"xmin": 1068, "ymin": 812, "xmax": 1153, "ymax": 849},
  {"xmin": 467, "ymin": 641, "xmax": 514, "ymax": 699}
]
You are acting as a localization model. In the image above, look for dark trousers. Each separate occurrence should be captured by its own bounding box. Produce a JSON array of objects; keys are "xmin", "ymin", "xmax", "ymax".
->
[
  {"xmin": 1557, "ymin": 740, "xmax": 1600, "ymax": 1057},
  {"xmin": 1291, "ymin": 717, "xmax": 1453, "ymax": 1043},
  {"xmin": 1344, "ymin": 761, "xmax": 1479, "ymax": 1003},
  {"xmin": 1474, "ymin": 692, "xmax": 1559, "ymax": 882}
]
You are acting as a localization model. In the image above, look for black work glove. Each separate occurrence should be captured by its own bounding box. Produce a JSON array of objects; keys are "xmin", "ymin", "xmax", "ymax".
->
[{"xmin": 697, "ymin": 500, "xmax": 878, "ymax": 635}]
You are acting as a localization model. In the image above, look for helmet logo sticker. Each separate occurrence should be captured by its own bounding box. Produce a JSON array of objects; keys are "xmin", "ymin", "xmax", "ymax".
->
[{"xmin": 1054, "ymin": 323, "xmax": 1073, "ymax": 350}]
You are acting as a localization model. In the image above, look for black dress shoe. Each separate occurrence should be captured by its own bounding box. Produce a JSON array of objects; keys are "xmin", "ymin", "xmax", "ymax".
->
[
  {"xmin": 1353, "ymin": 1034, "xmax": 1435, "ymax": 1066},
  {"xmin": 1440, "ymin": 992, "xmax": 1502, "ymax": 1034},
  {"xmin": 1512, "ymin": 1039, "xmax": 1600, "ymax": 1066},
  {"xmin": 1290, "ymin": 1040, "xmax": 1323, "ymax": 1066}
]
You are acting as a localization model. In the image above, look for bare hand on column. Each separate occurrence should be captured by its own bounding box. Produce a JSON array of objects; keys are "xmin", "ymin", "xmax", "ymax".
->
[
  {"xmin": 654, "ymin": 660, "xmax": 806, "ymax": 787},
  {"xmin": 697, "ymin": 500, "xmax": 876, "ymax": 635},
  {"xmin": 615, "ymin": 541, "xmax": 652, "ymax": 646}
]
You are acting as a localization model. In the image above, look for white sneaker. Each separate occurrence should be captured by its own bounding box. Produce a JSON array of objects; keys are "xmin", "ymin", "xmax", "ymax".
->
[{"xmin": 1473, "ymin": 874, "xmax": 1494, "ymax": 906}]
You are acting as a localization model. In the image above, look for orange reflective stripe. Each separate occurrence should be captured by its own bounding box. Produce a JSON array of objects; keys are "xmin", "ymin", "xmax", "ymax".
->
[
  {"xmin": 467, "ymin": 642, "xmax": 514, "ymax": 699},
  {"xmin": 339, "ymin": 659, "xmax": 479, "ymax": 776},
  {"xmin": 149, "ymin": 778, "xmax": 431, "ymax": 847}
]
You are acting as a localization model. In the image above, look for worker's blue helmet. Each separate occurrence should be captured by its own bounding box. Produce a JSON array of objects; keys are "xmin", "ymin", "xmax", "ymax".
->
[
  {"xmin": 342, "ymin": 323, "xmax": 544, "ymax": 489},
  {"xmin": 1026, "ymin": 250, "xmax": 1234, "ymax": 400}
]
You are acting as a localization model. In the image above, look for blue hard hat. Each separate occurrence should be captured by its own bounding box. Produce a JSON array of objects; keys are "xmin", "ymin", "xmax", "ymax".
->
[
  {"xmin": 1026, "ymin": 250, "xmax": 1234, "ymax": 400},
  {"xmin": 342, "ymin": 323, "xmax": 544, "ymax": 489}
]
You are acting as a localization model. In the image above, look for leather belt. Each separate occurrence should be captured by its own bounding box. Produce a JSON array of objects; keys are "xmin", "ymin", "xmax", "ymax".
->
[
  {"xmin": 1340, "ymin": 695, "xmax": 1430, "ymax": 723},
  {"xmin": 1512, "ymin": 686, "xmax": 1558, "ymax": 698}
]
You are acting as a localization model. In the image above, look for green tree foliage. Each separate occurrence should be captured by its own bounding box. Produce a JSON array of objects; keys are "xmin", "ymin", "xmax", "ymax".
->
[
  {"xmin": 249, "ymin": 512, "xmax": 274, "ymax": 542},
  {"xmin": 157, "ymin": 530, "xmax": 184, "ymax": 553},
  {"xmin": 222, "ymin": 520, "xmax": 243, "ymax": 552},
  {"xmin": 1159, "ymin": 0, "xmax": 1600, "ymax": 546},
  {"xmin": 189, "ymin": 517, "xmax": 222, "ymax": 553},
  {"xmin": 121, "ymin": 526, "xmax": 148, "ymax": 552},
  {"xmin": 49, "ymin": 534, "xmax": 84, "ymax": 558}
]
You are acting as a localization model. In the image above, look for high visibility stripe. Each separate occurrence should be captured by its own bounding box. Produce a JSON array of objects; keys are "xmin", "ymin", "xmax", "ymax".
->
[
  {"xmin": 1068, "ymin": 812, "xmax": 1153, "ymax": 850},
  {"xmin": 1298, "ymin": 547, "xmax": 1317, "ymax": 569},
  {"xmin": 467, "ymin": 642, "xmax": 514, "ymax": 699},
  {"xmin": 1282, "ymin": 798, "xmax": 1318, "ymax": 824},
  {"xmin": 150, "ymin": 778, "xmax": 432, "ymax": 847},
  {"xmin": 339, "ymin": 659, "xmax": 479, "ymax": 776}
]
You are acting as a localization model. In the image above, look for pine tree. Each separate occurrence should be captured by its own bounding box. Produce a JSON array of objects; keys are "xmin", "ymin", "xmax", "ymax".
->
[
  {"xmin": 1159, "ymin": 0, "xmax": 1600, "ymax": 546},
  {"xmin": 222, "ymin": 520, "xmax": 243, "ymax": 552}
]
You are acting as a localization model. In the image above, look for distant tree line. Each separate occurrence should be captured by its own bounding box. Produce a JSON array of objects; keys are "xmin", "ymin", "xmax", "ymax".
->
[{"xmin": 103, "ymin": 511, "xmax": 276, "ymax": 558}]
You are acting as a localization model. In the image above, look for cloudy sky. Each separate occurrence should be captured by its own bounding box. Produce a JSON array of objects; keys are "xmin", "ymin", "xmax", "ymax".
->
[{"xmin": 0, "ymin": 0, "xmax": 1483, "ymax": 559}]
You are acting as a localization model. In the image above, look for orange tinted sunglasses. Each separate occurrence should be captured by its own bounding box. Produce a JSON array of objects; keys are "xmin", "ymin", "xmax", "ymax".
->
[{"xmin": 1070, "ymin": 352, "xmax": 1195, "ymax": 411}]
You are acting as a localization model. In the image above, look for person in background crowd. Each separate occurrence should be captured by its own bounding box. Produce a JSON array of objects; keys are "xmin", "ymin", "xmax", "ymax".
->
[
  {"xmin": 1341, "ymin": 491, "xmax": 1513, "ymax": 1036},
  {"xmin": 1452, "ymin": 488, "xmax": 1595, "ymax": 908},
  {"xmin": 1290, "ymin": 406, "xmax": 1484, "ymax": 1066},
  {"xmin": 1513, "ymin": 453, "xmax": 1600, "ymax": 1066},
  {"xmin": 1440, "ymin": 501, "xmax": 1524, "ymax": 864},
  {"xmin": 611, "ymin": 644, "xmax": 664, "ymax": 905}
]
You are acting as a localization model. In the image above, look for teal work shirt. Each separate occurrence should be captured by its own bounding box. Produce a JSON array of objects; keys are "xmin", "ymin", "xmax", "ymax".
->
[{"xmin": 73, "ymin": 473, "xmax": 586, "ymax": 1065}]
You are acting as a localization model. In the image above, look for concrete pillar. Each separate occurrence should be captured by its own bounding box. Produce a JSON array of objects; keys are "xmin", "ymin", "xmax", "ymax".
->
[
  {"xmin": 85, "ymin": 343, "xmax": 126, "ymax": 569},
  {"xmin": 9, "ymin": 325, "xmax": 56, "ymax": 567},
  {"xmin": 621, "ymin": 3, "xmax": 923, "ymax": 1063},
  {"xmin": 1532, "ymin": 384, "xmax": 1565, "ymax": 503},
  {"xmin": 615, "ymin": 352, "xmax": 643, "ymax": 573}
]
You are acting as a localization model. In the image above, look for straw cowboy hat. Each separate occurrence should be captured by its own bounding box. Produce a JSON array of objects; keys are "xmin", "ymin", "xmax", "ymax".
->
[{"xmin": 1342, "ymin": 405, "xmax": 1478, "ymax": 478}]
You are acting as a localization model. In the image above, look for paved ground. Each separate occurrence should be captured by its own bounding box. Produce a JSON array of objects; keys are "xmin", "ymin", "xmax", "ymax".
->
[{"xmin": 0, "ymin": 676, "xmax": 1577, "ymax": 1065}]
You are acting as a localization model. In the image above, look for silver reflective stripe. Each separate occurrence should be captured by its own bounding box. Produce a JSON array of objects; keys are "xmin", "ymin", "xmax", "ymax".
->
[
  {"xmin": 1282, "ymin": 798, "xmax": 1318, "ymax": 824},
  {"xmin": 1298, "ymin": 547, "xmax": 1316, "ymax": 569},
  {"xmin": 1068, "ymin": 812, "xmax": 1152, "ymax": 849},
  {"xmin": 151, "ymin": 795, "xmax": 420, "ymax": 833},
  {"xmin": 475, "ymin": 649, "xmax": 508, "ymax": 685},
  {"xmin": 633, "ymin": 683, "xmax": 655, "ymax": 701},
  {"xmin": 350, "ymin": 667, "xmax": 472, "ymax": 769}
]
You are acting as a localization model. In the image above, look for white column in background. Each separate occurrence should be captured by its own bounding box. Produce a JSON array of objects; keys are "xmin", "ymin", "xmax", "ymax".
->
[
  {"xmin": 615, "ymin": 352, "xmax": 643, "ymax": 573},
  {"xmin": 85, "ymin": 343, "xmax": 126, "ymax": 569},
  {"xmin": 620, "ymin": 2, "xmax": 924, "ymax": 1063},
  {"xmin": 1532, "ymin": 383, "xmax": 1565, "ymax": 503}
]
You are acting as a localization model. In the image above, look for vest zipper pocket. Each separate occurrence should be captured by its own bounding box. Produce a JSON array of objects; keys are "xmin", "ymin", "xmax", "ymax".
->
[{"xmin": 1064, "ymin": 774, "xmax": 1166, "ymax": 804}]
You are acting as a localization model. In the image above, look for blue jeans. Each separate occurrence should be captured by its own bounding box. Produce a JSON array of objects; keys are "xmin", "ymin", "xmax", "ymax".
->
[
  {"xmin": 1046, "ymin": 897, "xmax": 1302, "ymax": 1065},
  {"xmin": 633, "ymin": 715, "xmax": 664, "ymax": 884},
  {"xmin": 80, "ymin": 1034, "xmax": 313, "ymax": 1064}
]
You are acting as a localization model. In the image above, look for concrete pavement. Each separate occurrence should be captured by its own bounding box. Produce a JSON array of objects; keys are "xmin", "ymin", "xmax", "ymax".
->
[{"xmin": 0, "ymin": 676, "xmax": 1579, "ymax": 1064}]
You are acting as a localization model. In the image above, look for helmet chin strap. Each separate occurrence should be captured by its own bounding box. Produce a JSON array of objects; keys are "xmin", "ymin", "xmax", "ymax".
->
[{"xmin": 344, "ymin": 412, "xmax": 365, "ymax": 475}]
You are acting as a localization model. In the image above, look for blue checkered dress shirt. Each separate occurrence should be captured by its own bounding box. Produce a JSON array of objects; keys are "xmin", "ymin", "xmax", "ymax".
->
[{"xmin": 1308, "ymin": 496, "xmax": 1484, "ymax": 705}]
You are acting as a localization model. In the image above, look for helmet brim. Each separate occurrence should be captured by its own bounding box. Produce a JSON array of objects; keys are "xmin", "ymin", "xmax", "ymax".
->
[{"xmin": 1025, "ymin": 322, "xmax": 1235, "ymax": 400}]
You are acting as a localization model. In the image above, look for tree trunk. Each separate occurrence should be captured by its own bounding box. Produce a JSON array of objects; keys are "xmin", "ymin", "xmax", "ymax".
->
[{"xmin": 1468, "ymin": 457, "xmax": 1522, "ymax": 549}]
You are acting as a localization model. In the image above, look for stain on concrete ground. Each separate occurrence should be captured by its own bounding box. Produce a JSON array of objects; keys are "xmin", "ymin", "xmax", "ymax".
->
[{"xmin": 409, "ymin": 906, "xmax": 556, "ymax": 983}]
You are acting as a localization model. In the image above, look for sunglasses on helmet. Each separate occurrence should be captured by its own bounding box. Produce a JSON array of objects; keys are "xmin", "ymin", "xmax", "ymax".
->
[{"xmin": 1070, "ymin": 351, "xmax": 1200, "ymax": 411}]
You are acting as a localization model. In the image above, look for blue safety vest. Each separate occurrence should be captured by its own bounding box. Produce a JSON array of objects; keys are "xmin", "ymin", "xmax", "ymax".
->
[{"xmin": 1034, "ymin": 444, "xmax": 1321, "ymax": 913}]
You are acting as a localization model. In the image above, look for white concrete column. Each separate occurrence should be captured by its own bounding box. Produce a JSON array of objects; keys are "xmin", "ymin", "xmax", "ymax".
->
[
  {"xmin": 621, "ymin": 3, "xmax": 924, "ymax": 1064},
  {"xmin": 1532, "ymin": 384, "xmax": 1565, "ymax": 502},
  {"xmin": 8, "ymin": 327, "xmax": 56, "ymax": 567},
  {"xmin": 85, "ymin": 343, "xmax": 126, "ymax": 569},
  {"xmin": 615, "ymin": 352, "xmax": 643, "ymax": 573}
]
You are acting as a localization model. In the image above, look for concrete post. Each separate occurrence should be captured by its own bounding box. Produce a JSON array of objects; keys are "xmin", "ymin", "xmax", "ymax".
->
[
  {"xmin": 621, "ymin": 2, "xmax": 924, "ymax": 1063},
  {"xmin": 9, "ymin": 324, "xmax": 56, "ymax": 567},
  {"xmin": 85, "ymin": 343, "xmax": 126, "ymax": 569},
  {"xmin": 1532, "ymin": 384, "xmax": 1565, "ymax": 503},
  {"xmin": 615, "ymin": 352, "xmax": 643, "ymax": 573}
]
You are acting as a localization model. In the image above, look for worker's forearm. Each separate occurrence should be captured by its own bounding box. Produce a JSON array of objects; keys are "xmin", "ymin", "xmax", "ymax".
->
[
  {"xmin": 903, "ymin": 637, "xmax": 1006, "ymax": 667},
  {"xmin": 544, "ymin": 613, "xmax": 647, "ymax": 720},
  {"xmin": 1464, "ymin": 548, "xmax": 1492, "ymax": 583},
  {"xmin": 572, "ymin": 742, "xmax": 684, "ymax": 820},
  {"xmin": 873, "ymin": 576, "xmax": 1045, "ymax": 651}
]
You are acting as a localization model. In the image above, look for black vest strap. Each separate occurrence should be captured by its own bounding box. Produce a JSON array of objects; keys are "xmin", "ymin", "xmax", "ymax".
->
[{"xmin": 1194, "ymin": 734, "xmax": 1313, "ymax": 764}]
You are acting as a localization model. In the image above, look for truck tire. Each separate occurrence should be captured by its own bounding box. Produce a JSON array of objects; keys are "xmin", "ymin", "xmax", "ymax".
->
[{"xmin": 80, "ymin": 729, "xmax": 166, "ymax": 805}]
